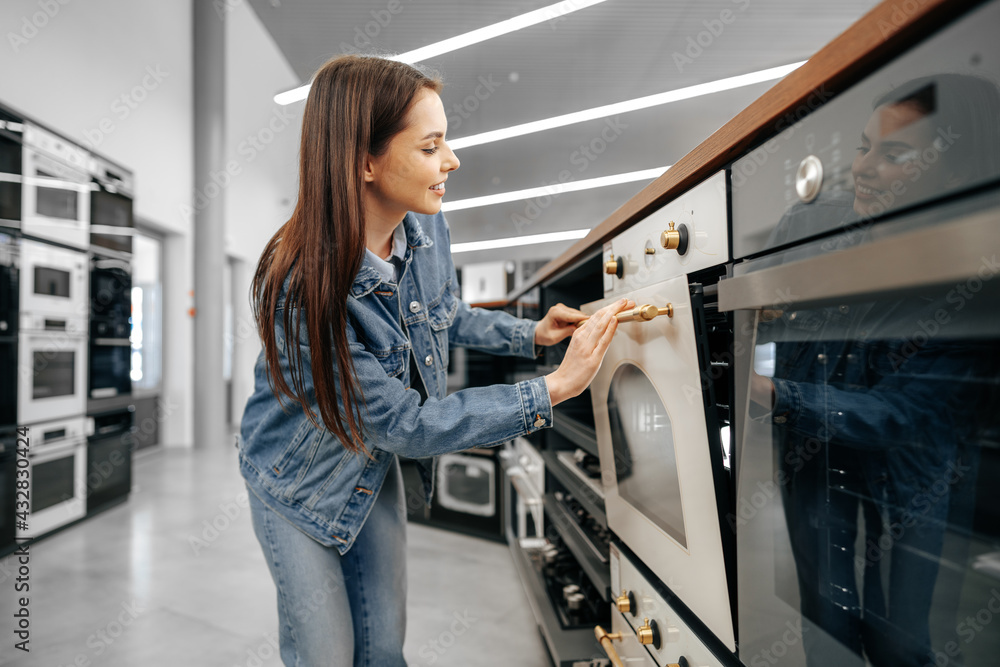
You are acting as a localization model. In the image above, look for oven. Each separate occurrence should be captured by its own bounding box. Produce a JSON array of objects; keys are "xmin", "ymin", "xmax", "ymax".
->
[
  {"xmin": 720, "ymin": 4, "xmax": 1000, "ymax": 665},
  {"xmin": 89, "ymin": 254, "xmax": 132, "ymax": 399},
  {"xmin": 86, "ymin": 407, "xmax": 134, "ymax": 515},
  {"xmin": 582, "ymin": 170, "xmax": 736, "ymax": 652},
  {"xmin": 0, "ymin": 231, "xmax": 18, "ymax": 429},
  {"xmin": 18, "ymin": 312, "xmax": 88, "ymax": 425},
  {"xmin": 20, "ymin": 237, "xmax": 88, "ymax": 321},
  {"xmin": 0, "ymin": 108, "xmax": 23, "ymax": 228},
  {"xmin": 0, "ymin": 430, "xmax": 16, "ymax": 556},
  {"xmin": 436, "ymin": 451, "xmax": 496, "ymax": 518},
  {"xmin": 18, "ymin": 416, "xmax": 86, "ymax": 539},
  {"xmin": 89, "ymin": 155, "xmax": 134, "ymax": 256},
  {"xmin": 21, "ymin": 123, "xmax": 90, "ymax": 250}
]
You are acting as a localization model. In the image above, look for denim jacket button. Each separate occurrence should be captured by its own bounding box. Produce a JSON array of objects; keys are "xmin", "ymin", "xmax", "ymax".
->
[
  {"xmin": 424, "ymin": 355, "xmax": 433, "ymax": 366},
  {"xmin": 409, "ymin": 301, "xmax": 421, "ymax": 313}
]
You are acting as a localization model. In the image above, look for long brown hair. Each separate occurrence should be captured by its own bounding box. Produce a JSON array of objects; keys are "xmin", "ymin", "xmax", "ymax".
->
[{"xmin": 251, "ymin": 55, "xmax": 442, "ymax": 455}]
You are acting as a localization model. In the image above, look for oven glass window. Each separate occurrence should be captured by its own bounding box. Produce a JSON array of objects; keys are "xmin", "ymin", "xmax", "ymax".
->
[
  {"xmin": 92, "ymin": 190, "xmax": 132, "ymax": 228},
  {"xmin": 741, "ymin": 283, "xmax": 1000, "ymax": 666},
  {"xmin": 33, "ymin": 350, "xmax": 74, "ymax": 399},
  {"xmin": 34, "ymin": 266, "xmax": 70, "ymax": 298},
  {"xmin": 606, "ymin": 362, "xmax": 686, "ymax": 547},
  {"xmin": 32, "ymin": 453, "xmax": 75, "ymax": 513},
  {"xmin": 35, "ymin": 176, "xmax": 79, "ymax": 221}
]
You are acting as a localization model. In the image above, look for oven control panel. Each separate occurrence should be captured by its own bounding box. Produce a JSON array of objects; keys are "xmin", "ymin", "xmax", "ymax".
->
[
  {"xmin": 23, "ymin": 122, "xmax": 89, "ymax": 172},
  {"xmin": 604, "ymin": 170, "xmax": 728, "ymax": 296},
  {"xmin": 608, "ymin": 544, "xmax": 728, "ymax": 667}
]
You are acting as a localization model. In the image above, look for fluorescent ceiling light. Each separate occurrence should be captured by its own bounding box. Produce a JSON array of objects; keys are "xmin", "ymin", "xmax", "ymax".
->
[
  {"xmin": 442, "ymin": 166, "xmax": 669, "ymax": 212},
  {"xmin": 448, "ymin": 61, "xmax": 806, "ymax": 149},
  {"xmin": 451, "ymin": 228, "xmax": 589, "ymax": 254},
  {"xmin": 275, "ymin": 0, "xmax": 611, "ymax": 105}
]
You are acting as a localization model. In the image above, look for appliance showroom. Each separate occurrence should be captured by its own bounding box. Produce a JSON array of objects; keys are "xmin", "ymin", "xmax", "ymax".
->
[{"xmin": 0, "ymin": 1, "xmax": 997, "ymax": 666}]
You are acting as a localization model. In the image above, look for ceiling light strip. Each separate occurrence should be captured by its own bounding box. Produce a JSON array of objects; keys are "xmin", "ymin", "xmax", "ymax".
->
[
  {"xmin": 274, "ymin": 0, "xmax": 610, "ymax": 105},
  {"xmin": 448, "ymin": 61, "xmax": 805, "ymax": 149},
  {"xmin": 442, "ymin": 166, "xmax": 669, "ymax": 212},
  {"xmin": 450, "ymin": 228, "xmax": 590, "ymax": 254}
]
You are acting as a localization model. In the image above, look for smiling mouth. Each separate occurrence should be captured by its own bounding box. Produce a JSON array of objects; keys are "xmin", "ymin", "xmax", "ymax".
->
[
  {"xmin": 429, "ymin": 181, "xmax": 446, "ymax": 193},
  {"xmin": 854, "ymin": 182, "xmax": 885, "ymax": 198}
]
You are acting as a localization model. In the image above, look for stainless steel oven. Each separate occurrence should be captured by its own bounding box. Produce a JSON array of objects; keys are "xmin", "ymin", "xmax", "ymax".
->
[
  {"xmin": 18, "ymin": 416, "xmax": 86, "ymax": 539},
  {"xmin": 18, "ymin": 312, "xmax": 88, "ymax": 425},
  {"xmin": 21, "ymin": 123, "xmax": 90, "ymax": 250},
  {"xmin": 89, "ymin": 154, "xmax": 134, "ymax": 256},
  {"xmin": 721, "ymin": 4, "xmax": 1000, "ymax": 664},
  {"xmin": 0, "ymin": 107, "xmax": 23, "ymax": 229},
  {"xmin": 20, "ymin": 237, "xmax": 88, "ymax": 321},
  {"xmin": 583, "ymin": 170, "xmax": 736, "ymax": 652}
]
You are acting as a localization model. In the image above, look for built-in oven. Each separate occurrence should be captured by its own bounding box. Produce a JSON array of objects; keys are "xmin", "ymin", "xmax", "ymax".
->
[
  {"xmin": 89, "ymin": 155, "xmax": 134, "ymax": 256},
  {"xmin": 17, "ymin": 416, "xmax": 86, "ymax": 540},
  {"xmin": 18, "ymin": 312, "xmax": 88, "ymax": 425},
  {"xmin": 20, "ymin": 237, "xmax": 88, "ymax": 321},
  {"xmin": 86, "ymin": 407, "xmax": 134, "ymax": 515},
  {"xmin": 720, "ymin": 3, "xmax": 1000, "ymax": 665},
  {"xmin": 0, "ymin": 430, "xmax": 16, "ymax": 556},
  {"xmin": 89, "ymin": 254, "xmax": 131, "ymax": 399},
  {"xmin": 435, "ymin": 450, "xmax": 497, "ymax": 520},
  {"xmin": 0, "ymin": 107, "xmax": 23, "ymax": 229},
  {"xmin": 0, "ymin": 231, "xmax": 18, "ymax": 429},
  {"xmin": 582, "ymin": 170, "xmax": 736, "ymax": 652},
  {"xmin": 21, "ymin": 123, "xmax": 90, "ymax": 250}
]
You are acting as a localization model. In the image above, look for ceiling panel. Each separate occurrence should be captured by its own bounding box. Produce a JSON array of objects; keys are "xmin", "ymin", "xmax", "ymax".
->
[{"xmin": 247, "ymin": 0, "xmax": 880, "ymax": 267}]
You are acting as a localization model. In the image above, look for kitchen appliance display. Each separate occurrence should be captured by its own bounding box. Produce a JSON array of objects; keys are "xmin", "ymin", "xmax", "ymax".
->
[
  {"xmin": 583, "ymin": 170, "xmax": 735, "ymax": 651},
  {"xmin": 17, "ymin": 416, "xmax": 87, "ymax": 538},
  {"xmin": 89, "ymin": 254, "xmax": 131, "ymax": 399},
  {"xmin": 18, "ymin": 314, "xmax": 88, "ymax": 425},
  {"xmin": 21, "ymin": 123, "xmax": 90, "ymax": 250},
  {"xmin": 0, "ymin": 107, "xmax": 23, "ymax": 228},
  {"xmin": 20, "ymin": 237, "xmax": 88, "ymax": 322},
  {"xmin": 88, "ymin": 154, "xmax": 134, "ymax": 255}
]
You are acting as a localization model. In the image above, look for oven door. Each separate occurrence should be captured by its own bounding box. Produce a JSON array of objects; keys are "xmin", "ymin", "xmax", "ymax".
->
[
  {"xmin": 89, "ymin": 331, "xmax": 132, "ymax": 399},
  {"xmin": 720, "ymin": 203, "xmax": 1000, "ymax": 666},
  {"xmin": 21, "ymin": 146, "xmax": 89, "ymax": 249},
  {"xmin": 0, "ymin": 125, "xmax": 21, "ymax": 226},
  {"xmin": 18, "ymin": 329, "xmax": 87, "ymax": 424},
  {"xmin": 18, "ymin": 419, "xmax": 86, "ymax": 539},
  {"xmin": 20, "ymin": 238, "xmax": 88, "ymax": 320},
  {"xmin": 90, "ymin": 187, "xmax": 134, "ymax": 255},
  {"xmin": 436, "ymin": 452, "xmax": 496, "ymax": 517},
  {"xmin": 584, "ymin": 273, "xmax": 735, "ymax": 651}
]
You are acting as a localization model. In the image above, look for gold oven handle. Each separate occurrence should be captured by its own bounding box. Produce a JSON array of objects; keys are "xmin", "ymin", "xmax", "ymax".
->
[
  {"xmin": 594, "ymin": 625, "xmax": 625, "ymax": 667},
  {"xmin": 576, "ymin": 303, "xmax": 673, "ymax": 327}
]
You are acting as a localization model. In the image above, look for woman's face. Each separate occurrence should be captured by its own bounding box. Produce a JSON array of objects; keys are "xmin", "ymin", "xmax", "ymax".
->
[
  {"xmin": 851, "ymin": 101, "xmax": 950, "ymax": 218},
  {"xmin": 364, "ymin": 88, "xmax": 460, "ymax": 222}
]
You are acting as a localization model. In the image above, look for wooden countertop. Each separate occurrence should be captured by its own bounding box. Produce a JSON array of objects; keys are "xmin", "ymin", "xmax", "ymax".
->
[{"xmin": 504, "ymin": 0, "xmax": 980, "ymax": 302}]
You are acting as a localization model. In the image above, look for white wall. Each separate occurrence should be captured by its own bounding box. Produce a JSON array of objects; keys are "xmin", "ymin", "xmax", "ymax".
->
[
  {"xmin": 0, "ymin": 0, "xmax": 196, "ymax": 447},
  {"xmin": 223, "ymin": 2, "xmax": 303, "ymax": 427}
]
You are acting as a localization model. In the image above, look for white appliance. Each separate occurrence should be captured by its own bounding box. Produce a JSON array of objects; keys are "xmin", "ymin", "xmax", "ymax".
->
[
  {"xmin": 18, "ymin": 312, "xmax": 88, "ymax": 425},
  {"xmin": 18, "ymin": 416, "xmax": 87, "ymax": 538},
  {"xmin": 21, "ymin": 123, "xmax": 90, "ymax": 250},
  {"xmin": 583, "ymin": 170, "xmax": 735, "ymax": 651},
  {"xmin": 19, "ymin": 237, "xmax": 89, "ymax": 321}
]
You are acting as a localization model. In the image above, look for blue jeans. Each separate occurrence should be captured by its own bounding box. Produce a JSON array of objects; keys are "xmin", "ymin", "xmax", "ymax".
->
[{"xmin": 248, "ymin": 455, "xmax": 408, "ymax": 667}]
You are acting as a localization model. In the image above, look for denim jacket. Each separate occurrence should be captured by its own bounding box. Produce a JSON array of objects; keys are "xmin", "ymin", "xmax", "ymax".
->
[{"xmin": 237, "ymin": 211, "xmax": 552, "ymax": 553}]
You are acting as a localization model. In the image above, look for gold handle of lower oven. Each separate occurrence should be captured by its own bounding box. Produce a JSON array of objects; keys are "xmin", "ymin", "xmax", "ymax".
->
[
  {"xmin": 594, "ymin": 626, "xmax": 625, "ymax": 667},
  {"xmin": 576, "ymin": 303, "xmax": 673, "ymax": 327}
]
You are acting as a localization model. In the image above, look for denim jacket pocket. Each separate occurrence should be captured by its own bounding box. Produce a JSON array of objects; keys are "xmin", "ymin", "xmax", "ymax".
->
[
  {"xmin": 428, "ymin": 281, "xmax": 458, "ymax": 331},
  {"xmin": 270, "ymin": 416, "xmax": 314, "ymax": 476},
  {"xmin": 365, "ymin": 343, "xmax": 409, "ymax": 379}
]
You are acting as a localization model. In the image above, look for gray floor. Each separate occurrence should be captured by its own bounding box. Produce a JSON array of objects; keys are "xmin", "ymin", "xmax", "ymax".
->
[{"xmin": 0, "ymin": 441, "xmax": 551, "ymax": 666}]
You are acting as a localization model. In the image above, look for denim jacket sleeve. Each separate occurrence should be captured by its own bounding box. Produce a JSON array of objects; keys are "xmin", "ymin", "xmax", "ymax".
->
[
  {"xmin": 441, "ymin": 217, "xmax": 540, "ymax": 360},
  {"xmin": 342, "ymin": 319, "xmax": 552, "ymax": 457}
]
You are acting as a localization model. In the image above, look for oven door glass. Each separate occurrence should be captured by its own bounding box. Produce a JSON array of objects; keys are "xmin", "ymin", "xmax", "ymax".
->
[
  {"xmin": 585, "ymin": 273, "xmax": 735, "ymax": 651},
  {"xmin": 606, "ymin": 362, "xmax": 686, "ymax": 547},
  {"xmin": 726, "ymin": 209, "xmax": 1000, "ymax": 666},
  {"xmin": 89, "ymin": 339, "xmax": 132, "ymax": 398},
  {"xmin": 437, "ymin": 453, "xmax": 495, "ymax": 517},
  {"xmin": 0, "ymin": 133, "xmax": 21, "ymax": 223}
]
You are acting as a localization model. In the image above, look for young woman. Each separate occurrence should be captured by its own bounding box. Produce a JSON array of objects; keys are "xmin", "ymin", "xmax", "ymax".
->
[{"xmin": 238, "ymin": 55, "xmax": 630, "ymax": 666}]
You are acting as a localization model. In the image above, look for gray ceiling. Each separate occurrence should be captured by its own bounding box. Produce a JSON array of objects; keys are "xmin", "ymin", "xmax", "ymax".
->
[{"xmin": 247, "ymin": 0, "xmax": 880, "ymax": 269}]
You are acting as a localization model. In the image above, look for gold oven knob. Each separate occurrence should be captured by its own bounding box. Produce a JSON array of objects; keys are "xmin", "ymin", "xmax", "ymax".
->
[
  {"xmin": 615, "ymin": 589, "xmax": 634, "ymax": 615},
  {"xmin": 604, "ymin": 256, "xmax": 624, "ymax": 279},
  {"xmin": 637, "ymin": 618, "xmax": 661, "ymax": 649},
  {"xmin": 660, "ymin": 221, "xmax": 690, "ymax": 255}
]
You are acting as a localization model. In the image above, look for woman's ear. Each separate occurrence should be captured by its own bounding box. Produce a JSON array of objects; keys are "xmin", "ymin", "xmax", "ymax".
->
[{"xmin": 362, "ymin": 155, "xmax": 377, "ymax": 183}]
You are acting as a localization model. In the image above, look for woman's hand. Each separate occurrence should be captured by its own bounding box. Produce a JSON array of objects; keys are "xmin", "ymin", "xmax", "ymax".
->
[
  {"xmin": 534, "ymin": 303, "xmax": 587, "ymax": 347},
  {"xmin": 544, "ymin": 298, "xmax": 634, "ymax": 406}
]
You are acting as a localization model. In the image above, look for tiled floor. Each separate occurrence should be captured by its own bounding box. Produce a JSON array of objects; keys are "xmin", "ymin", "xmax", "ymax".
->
[{"xmin": 0, "ymin": 440, "xmax": 550, "ymax": 666}]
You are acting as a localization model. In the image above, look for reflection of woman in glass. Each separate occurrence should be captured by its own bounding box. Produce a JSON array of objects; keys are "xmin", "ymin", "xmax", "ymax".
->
[{"xmin": 751, "ymin": 73, "xmax": 1000, "ymax": 666}]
